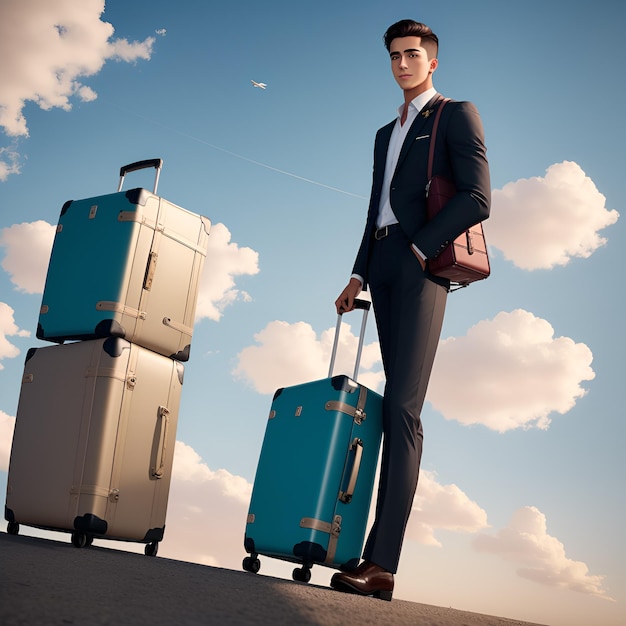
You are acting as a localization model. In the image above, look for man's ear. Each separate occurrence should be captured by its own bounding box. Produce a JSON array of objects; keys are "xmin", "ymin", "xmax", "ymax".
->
[{"xmin": 429, "ymin": 58, "xmax": 438, "ymax": 74}]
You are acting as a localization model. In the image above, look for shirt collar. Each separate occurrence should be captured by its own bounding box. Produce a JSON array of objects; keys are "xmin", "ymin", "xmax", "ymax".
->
[{"xmin": 396, "ymin": 87, "xmax": 438, "ymax": 118}]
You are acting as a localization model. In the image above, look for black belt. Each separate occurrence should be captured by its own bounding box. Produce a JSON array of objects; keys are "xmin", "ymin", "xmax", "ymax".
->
[{"xmin": 374, "ymin": 223, "xmax": 402, "ymax": 240}]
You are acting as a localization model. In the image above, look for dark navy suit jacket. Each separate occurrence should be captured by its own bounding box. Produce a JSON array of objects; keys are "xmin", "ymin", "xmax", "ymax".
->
[{"xmin": 352, "ymin": 94, "xmax": 491, "ymax": 288}]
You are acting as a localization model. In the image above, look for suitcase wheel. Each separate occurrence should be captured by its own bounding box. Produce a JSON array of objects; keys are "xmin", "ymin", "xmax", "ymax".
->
[
  {"xmin": 144, "ymin": 541, "xmax": 159, "ymax": 557},
  {"xmin": 242, "ymin": 555, "xmax": 261, "ymax": 574},
  {"xmin": 292, "ymin": 566, "xmax": 311, "ymax": 583},
  {"xmin": 7, "ymin": 521, "xmax": 19, "ymax": 536},
  {"xmin": 71, "ymin": 532, "xmax": 93, "ymax": 549}
]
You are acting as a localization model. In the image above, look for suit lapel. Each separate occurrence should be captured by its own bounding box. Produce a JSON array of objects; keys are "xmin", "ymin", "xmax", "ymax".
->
[
  {"xmin": 395, "ymin": 94, "xmax": 443, "ymax": 172},
  {"xmin": 372, "ymin": 121, "xmax": 395, "ymax": 197},
  {"xmin": 375, "ymin": 121, "xmax": 394, "ymax": 169}
]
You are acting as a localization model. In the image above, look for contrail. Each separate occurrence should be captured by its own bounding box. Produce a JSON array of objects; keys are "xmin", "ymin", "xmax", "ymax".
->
[{"xmin": 109, "ymin": 102, "xmax": 367, "ymax": 200}]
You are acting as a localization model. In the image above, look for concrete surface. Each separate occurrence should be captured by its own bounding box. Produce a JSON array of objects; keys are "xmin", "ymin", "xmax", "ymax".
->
[{"xmin": 0, "ymin": 532, "xmax": 547, "ymax": 625}]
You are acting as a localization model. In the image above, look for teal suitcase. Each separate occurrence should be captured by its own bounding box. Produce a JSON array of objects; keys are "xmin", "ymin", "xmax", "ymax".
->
[
  {"xmin": 243, "ymin": 300, "xmax": 383, "ymax": 582},
  {"xmin": 36, "ymin": 160, "xmax": 211, "ymax": 361}
]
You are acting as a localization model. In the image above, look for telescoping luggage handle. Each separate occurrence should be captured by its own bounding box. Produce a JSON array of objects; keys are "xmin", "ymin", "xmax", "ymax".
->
[
  {"xmin": 117, "ymin": 158, "xmax": 163, "ymax": 194},
  {"xmin": 328, "ymin": 298, "xmax": 371, "ymax": 381}
]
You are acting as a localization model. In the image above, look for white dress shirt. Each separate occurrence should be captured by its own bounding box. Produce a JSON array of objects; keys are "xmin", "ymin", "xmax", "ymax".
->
[
  {"xmin": 377, "ymin": 87, "xmax": 437, "ymax": 231},
  {"xmin": 351, "ymin": 87, "xmax": 437, "ymax": 286}
]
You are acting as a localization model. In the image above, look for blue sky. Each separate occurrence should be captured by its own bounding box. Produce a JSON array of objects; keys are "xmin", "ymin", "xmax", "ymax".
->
[{"xmin": 1, "ymin": 1, "xmax": 624, "ymax": 625}]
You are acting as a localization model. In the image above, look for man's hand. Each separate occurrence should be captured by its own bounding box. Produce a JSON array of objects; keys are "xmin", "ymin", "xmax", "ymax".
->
[{"xmin": 335, "ymin": 277, "xmax": 362, "ymax": 314}]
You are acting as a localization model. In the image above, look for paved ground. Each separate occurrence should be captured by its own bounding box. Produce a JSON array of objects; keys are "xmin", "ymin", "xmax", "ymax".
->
[{"xmin": 0, "ymin": 532, "xmax": 547, "ymax": 625}]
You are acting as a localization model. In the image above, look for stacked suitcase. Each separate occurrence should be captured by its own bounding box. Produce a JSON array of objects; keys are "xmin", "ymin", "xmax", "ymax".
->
[
  {"xmin": 4, "ymin": 160, "xmax": 211, "ymax": 556},
  {"xmin": 243, "ymin": 299, "xmax": 383, "ymax": 582}
]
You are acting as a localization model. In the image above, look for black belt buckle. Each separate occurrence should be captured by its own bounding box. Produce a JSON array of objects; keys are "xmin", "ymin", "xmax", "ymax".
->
[{"xmin": 374, "ymin": 226, "xmax": 389, "ymax": 240}]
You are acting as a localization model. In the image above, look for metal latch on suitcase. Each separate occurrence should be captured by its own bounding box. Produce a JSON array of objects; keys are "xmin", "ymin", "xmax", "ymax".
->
[{"xmin": 325, "ymin": 384, "xmax": 368, "ymax": 425}]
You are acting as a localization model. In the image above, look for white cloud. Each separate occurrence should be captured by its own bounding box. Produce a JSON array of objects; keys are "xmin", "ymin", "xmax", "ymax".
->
[
  {"xmin": 76, "ymin": 85, "xmax": 98, "ymax": 102},
  {"xmin": 235, "ymin": 309, "xmax": 593, "ymax": 432},
  {"xmin": 0, "ymin": 0, "xmax": 155, "ymax": 178},
  {"xmin": 406, "ymin": 470, "xmax": 489, "ymax": 547},
  {"xmin": 157, "ymin": 441, "xmax": 252, "ymax": 568},
  {"xmin": 0, "ymin": 302, "xmax": 30, "ymax": 370},
  {"xmin": 427, "ymin": 309, "xmax": 594, "ymax": 432},
  {"xmin": 486, "ymin": 161, "xmax": 619, "ymax": 270},
  {"xmin": 473, "ymin": 506, "xmax": 613, "ymax": 601},
  {"xmin": 233, "ymin": 319, "xmax": 384, "ymax": 394},
  {"xmin": 0, "ymin": 145, "xmax": 21, "ymax": 182},
  {"xmin": 170, "ymin": 441, "xmax": 251, "ymax": 505},
  {"xmin": 0, "ymin": 221, "xmax": 56, "ymax": 294},
  {"xmin": 0, "ymin": 411, "xmax": 16, "ymax": 471},
  {"xmin": 195, "ymin": 222, "xmax": 260, "ymax": 321},
  {"xmin": 107, "ymin": 36, "xmax": 154, "ymax": 63}
]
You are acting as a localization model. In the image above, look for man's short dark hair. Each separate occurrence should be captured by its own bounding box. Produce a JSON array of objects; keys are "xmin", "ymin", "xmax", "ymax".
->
[{"xmin": 383, "ymin": 19, "xmax": 439, "ymax": 59}]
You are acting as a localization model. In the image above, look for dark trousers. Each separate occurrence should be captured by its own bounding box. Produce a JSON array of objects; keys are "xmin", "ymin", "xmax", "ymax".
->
[{"xmin": 362, "ymin": 227, "xmax": 448, "ymax": 573}]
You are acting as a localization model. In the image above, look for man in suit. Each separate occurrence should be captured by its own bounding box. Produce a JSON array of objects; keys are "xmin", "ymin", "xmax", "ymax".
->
[{"xmin": 331, "ymin": 19, "xmax": 490, "ymax": 600}]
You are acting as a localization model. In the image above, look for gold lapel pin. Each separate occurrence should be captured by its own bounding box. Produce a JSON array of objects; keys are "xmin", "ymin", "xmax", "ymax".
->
[{"xmin": 422, "ymin": 109, "xmax": 433, "ymax": 118}]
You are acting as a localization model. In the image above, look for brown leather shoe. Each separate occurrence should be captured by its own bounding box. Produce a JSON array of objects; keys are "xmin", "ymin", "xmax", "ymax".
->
[{"xmin": 330, "ymin": 561, "xmax": 394, "ymax": 601}]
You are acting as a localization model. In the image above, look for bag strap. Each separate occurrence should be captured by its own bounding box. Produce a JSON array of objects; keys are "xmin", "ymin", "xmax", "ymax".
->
[{"xmin": 427, "ymin": 97, "xmax": 451, "ymax": 180}]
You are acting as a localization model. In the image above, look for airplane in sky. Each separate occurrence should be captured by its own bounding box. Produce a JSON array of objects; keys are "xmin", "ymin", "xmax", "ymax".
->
[{"xmin": 251, "ymin": 80, "xmax": 267, "ymax": 89}]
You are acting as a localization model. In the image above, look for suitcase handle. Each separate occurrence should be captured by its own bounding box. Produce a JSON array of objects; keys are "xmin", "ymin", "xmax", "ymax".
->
[
  {"xmin": 350, "ymin": 299, "xmax": 371, "ymax": 312},
  {"xmin": 338, "ymin": 438, "xmax": 364, "ymax": 503},
  {"xmin": 328, "ymin": 298, "xmax": 371, "ymax": 380},
  {"xmin": 151, "ymin": 405, "xmax": 170, "ymax": 479},
  {"xmin": 117, "ymin": 158, "xmax": 163, "ymax": 194}
]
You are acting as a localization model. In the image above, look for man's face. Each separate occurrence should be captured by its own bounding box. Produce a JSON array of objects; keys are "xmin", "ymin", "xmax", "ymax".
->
[{"xmin": 389, "ymin": 36, "xmax": 437, "ymax": 94}]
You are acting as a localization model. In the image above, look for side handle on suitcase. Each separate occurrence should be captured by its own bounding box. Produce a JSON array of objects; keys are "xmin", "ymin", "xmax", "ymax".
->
[
  {"xmin": 338, "ymin": 438, "xmax": 364, "ymax": 503},
  {"xmin": 151, "ymin": 405, "xmax": 170, "ymax": 479},
  {"xmin": 328, "ymin": 298, "xmax": 371, "ymax": 380},
  {"xmin": 118, "ymin": 158, "xmax": 163, "ymax": 194}
]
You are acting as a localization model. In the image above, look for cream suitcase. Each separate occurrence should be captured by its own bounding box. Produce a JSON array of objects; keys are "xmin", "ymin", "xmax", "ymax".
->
[{"xmin": 4, "ymin": 337, "xmax": 183, "ymax": 555}]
